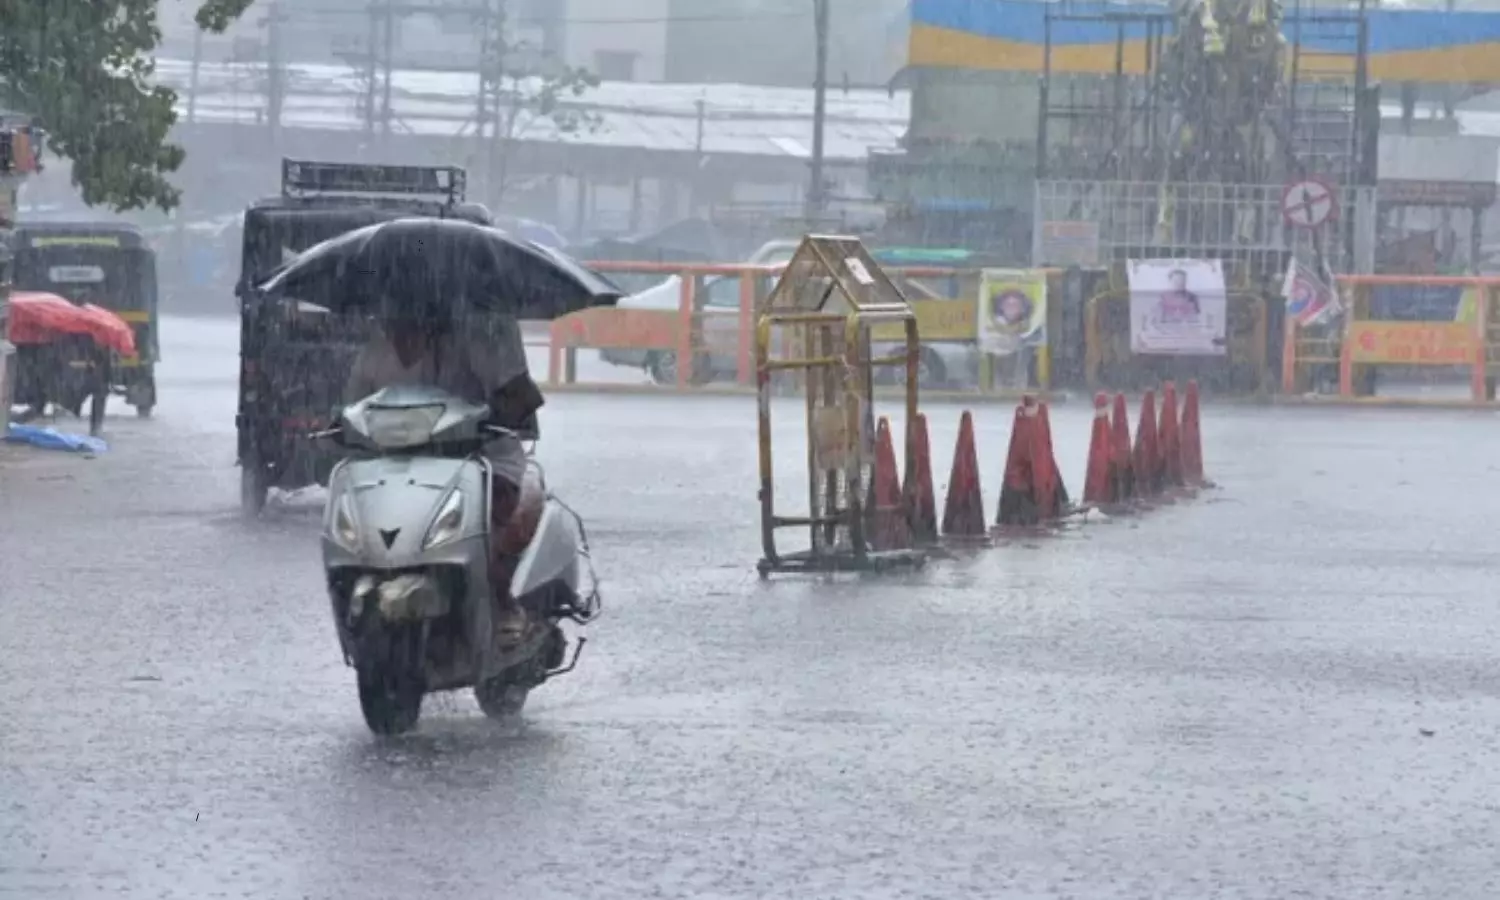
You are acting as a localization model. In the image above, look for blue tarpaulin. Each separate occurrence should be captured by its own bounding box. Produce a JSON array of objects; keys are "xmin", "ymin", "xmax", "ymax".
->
[{"xmin": 4, "ymin": 423, "xmax": 107, "ymax": 454}]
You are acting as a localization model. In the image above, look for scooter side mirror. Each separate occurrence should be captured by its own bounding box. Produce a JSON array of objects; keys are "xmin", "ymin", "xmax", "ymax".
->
[{"xmin": 309, "ymin": 425, "xmax": 346, "ymax": 448}]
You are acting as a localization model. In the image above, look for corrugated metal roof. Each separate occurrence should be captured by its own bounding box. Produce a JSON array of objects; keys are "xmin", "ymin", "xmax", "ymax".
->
[{"xmin": 153, "ymin": 58, "xmax": 909, "ymax": 161}]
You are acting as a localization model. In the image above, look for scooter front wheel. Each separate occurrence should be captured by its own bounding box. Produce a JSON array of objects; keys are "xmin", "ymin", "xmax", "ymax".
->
[
  {"xmin": 474, "ymin": 679, "xmax": 529, "ymax": 720},
  {"xmin": 357, "ymin": 666, "xmax": 423, "ymax": 735}
]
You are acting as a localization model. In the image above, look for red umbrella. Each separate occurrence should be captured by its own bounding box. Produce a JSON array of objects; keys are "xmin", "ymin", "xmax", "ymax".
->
[{"xmin": 7, "ymin": 291, "xmax": 137, "ymax": 356}]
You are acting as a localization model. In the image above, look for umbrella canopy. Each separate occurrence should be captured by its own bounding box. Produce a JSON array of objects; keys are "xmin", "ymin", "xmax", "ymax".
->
[
  {"xmin": 7, "ymin": 291, "xmax": 137, "ymax": 356},
  {"xmin": 256, "ymin": 217, "xmax": 620, "ymax": 320},
  {"xmin": 493, "ymin": 214, "xmax": 569, "ymax": 250}
]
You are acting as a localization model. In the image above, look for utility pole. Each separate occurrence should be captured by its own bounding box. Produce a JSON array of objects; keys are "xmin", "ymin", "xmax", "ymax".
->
[
  {"xmin": 480, "ymin": 0, "xmax": 507, "ymax": 197},
  {"xmin": 187, "ymin": 27, "xmax": 203, "ymax": 126},
  {"xmin": 265, "ymin": 1, "xmax": 285, "ymax": 147},
  {"xmin": 807, "ymin": 0, "xmax": 830, "ymax": 221},
  {"xmin": 364, "ymin": 2, "xmax": 379, "ymax": 134},
  {"xmin": 382, "ymin": 0, "xmax": 396, "ymax": 140}
]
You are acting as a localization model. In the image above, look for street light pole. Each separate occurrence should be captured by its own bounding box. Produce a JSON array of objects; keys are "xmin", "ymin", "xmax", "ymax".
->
[{"xmin": 807, "ymin": 0, "xmax": 829, "ymax": 221}]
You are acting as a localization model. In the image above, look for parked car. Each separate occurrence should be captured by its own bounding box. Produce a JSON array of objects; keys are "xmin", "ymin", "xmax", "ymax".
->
[
  {"xmin": 599, "ymin": 242, "xmax": 985, "ymax": 388},
  {"xmin": 598, "ymin": 273, "xmax": 750, "ymax": 383}
]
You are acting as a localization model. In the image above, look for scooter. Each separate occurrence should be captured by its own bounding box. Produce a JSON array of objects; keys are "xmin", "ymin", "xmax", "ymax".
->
[{"xmin": 317, "ymin": 384, "xmax": 599, "ymax": 735}]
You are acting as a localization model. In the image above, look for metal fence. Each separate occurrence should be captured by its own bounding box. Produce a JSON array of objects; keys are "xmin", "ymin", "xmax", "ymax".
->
[{"xmin": 1033, "ymin": 179, "xmax": 1377, "ymax": 274}]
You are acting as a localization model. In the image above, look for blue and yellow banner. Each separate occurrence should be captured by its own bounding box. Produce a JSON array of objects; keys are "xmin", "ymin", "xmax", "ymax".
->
[{"xmin": 910, "ymin": 0, "xmax": 1500, "ymax": 83}]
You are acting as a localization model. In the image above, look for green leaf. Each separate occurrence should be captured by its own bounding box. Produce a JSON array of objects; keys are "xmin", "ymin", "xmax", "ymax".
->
[
  {"xmin": 0, "ymin": 1, "xmax": 253, "ymax": 212},
  {"xmin": 195, "ymin": 0, "xmax": 256, "ymax": 34}
]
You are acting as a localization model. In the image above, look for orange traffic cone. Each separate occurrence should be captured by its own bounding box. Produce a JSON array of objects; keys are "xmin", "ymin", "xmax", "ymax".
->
[
  {"xmin": 1035, "ymin": 402, "xmax": 1069, "ymax": 518},
  {"xmin": 868, "ymin": 417, "xmax": 910, "ymax": 550},
  {"xmin": 998, "ymin": 397, "xmax": 1039, "ymax": 526},
  {"xmin": 904, "ymin": 413, "xmax": 938, "ymax": 543},
  {"xmin": 1111, "ymin": 392, "xmax": 1135, "ymax": 502},
  {"xmin": 1133, "ymin": 390, "xmax": 1160, "ymax": 497},
  {"xmin": 1159, "ymin": 381, "xmax": 1184, "ymax": 488},
  {"xmin": 1182, "ymin": 380, "xmax": 1204, "ymax": 486},
  {"xmin": 1083, "ymin": 392, "xmax": 1113, "ymax": 506},
  {"xmin": 941, "ymin": 411, "xmax": 986, "ymax": 537}
]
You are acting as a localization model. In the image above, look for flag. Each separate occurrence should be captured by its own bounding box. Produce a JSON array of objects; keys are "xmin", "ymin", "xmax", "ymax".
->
[{"xmin": 1282, "ymin": 257, "xmax": 1340, "ymax": 327}]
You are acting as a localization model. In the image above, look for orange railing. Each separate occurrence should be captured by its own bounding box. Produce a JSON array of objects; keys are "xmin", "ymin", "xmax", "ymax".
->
[
  {"xmin": 1282, "ymin": 275, "xmax": 1499, "ymax": 402},
  {"xmin": 552, "ymin": 261, "xmax": 987, "ymax": 390},
  {"xmin": 551, "ymin": 261, "xmax": 779, "ymax": 389}
]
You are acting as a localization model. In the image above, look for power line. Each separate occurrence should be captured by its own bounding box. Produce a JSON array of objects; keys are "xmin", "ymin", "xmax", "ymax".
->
[
  {"xmin": 259, "ymin": 7, "xmax": 891, "ymax": 27},
  {"xmin": 526, "ymin": 12, "xmax": 816, "ymax": 26}
]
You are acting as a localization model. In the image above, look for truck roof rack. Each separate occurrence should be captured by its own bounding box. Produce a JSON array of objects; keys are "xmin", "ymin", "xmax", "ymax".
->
[{"xmin": 280, "ymin": 159, "xmax": 466, "ymax": 204}]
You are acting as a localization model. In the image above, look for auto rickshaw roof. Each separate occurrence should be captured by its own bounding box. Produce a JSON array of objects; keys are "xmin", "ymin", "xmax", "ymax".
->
[
  {"xmin": 15, "ymin": 220, "xmax": 149, "ymax": 250},
  {"xmin": 247, "ymin": 193, "xmax": 489, "ymax": 221}
]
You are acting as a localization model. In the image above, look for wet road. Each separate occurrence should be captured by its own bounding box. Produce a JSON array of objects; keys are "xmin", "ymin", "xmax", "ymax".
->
[{"xmin": 5, "ymin": 317, "xmax": 1500, "ymax": 898}]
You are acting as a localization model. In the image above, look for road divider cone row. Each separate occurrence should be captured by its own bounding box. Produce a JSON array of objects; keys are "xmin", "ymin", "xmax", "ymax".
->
[{"xmin": 869, "ymin": 382, "xmax": 1205, "ymax": 548}]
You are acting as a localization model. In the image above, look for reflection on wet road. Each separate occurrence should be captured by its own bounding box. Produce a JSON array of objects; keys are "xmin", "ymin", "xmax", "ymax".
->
[{"xmin": 4, "ymin": 317, "xmax": 1500, "ymax": 898}]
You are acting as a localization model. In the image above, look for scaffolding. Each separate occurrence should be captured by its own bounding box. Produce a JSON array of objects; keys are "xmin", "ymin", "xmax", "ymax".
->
[{"xmin": 1033, "ymin": 0, "xmax": 1379, "ymax": 275}]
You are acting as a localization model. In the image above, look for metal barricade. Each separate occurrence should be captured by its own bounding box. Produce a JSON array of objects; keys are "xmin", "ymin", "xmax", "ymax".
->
[
  {"xmin": 1280, "ymin": 275, "xmax": 1499, "ymax": 404},
  {"xmin": 754, "ymin": 236, "xmax": 926, "ymax": 577}
]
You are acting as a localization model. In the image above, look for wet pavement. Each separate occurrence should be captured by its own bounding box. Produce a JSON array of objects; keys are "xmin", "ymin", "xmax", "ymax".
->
[{"xmin": 5, "ymin": 317, "xmax": 1500, "ymax": 898}]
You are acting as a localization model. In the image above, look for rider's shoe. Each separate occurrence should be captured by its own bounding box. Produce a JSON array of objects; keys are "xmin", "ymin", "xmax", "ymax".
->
[{"xmin": 494, "ymin": 602, "xmax": 528, "ymax": 649}]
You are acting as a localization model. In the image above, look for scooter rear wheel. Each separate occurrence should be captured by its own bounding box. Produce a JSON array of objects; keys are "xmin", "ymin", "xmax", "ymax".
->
[{"xmin": 357, "ymin": 666, "xmax": 424, "ymax": 735}]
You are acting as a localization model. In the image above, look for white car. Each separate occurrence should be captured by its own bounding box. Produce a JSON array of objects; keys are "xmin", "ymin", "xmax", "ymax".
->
[
  {"xmin": 598, "ymin": 273, "xmax": 750, "ymax": 383},
  {"xmin": 601, "ymin": 271, "xmax": 980, "ymax": 388}
]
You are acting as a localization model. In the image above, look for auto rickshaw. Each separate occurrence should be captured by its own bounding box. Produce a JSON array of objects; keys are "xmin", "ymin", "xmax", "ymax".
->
[
  {"xmin": 236, "ymin": 159, "xmax": 492, "ymax": 514},
  {"xmin": 12, "ymin": 221, "xmax": 160, "ymax": 416}
]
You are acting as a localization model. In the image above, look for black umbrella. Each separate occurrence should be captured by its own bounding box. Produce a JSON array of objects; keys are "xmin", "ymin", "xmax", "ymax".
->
[{"xmin": 256, "ymin": 217, "xmax": 621, "ymax": 320}]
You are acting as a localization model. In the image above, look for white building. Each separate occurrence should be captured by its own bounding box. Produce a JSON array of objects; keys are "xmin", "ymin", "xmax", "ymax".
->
[{"xmin": 158, "ymin": 0, "xmax": 905, "ymax": 88}]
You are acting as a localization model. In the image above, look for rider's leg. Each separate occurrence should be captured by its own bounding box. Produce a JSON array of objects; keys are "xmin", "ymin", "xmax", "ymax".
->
[{"xmin": 488, "ymin": 476, "xmax": 526, "ymax": 646}]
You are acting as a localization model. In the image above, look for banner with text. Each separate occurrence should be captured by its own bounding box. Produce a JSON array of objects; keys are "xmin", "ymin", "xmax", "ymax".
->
[{"xmin": 1127, "ymin": 259, "xmax": 1228, "ymax": 356}]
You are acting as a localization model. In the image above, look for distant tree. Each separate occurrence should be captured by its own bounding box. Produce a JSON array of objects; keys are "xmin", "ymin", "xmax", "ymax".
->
[
  {"xmin": 0, "ymin": 0, "xmax": 254, "ymax": 212},
  {"xmin": 474, "ymin": 12, "xmax": 601, "ymax": 204}
]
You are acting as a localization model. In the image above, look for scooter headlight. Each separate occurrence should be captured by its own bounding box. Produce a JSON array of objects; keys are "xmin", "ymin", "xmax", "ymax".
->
[
  {"xmin": 331, "ymin": 492, "xmax": 360, "ymax": 550},
  {"xmin": 363, "ymin": 403, "xmax": 444, "ymax": 449},
  {"xmin": 422, "ymin": 489, "xmax": 465, "ymax": 550}
]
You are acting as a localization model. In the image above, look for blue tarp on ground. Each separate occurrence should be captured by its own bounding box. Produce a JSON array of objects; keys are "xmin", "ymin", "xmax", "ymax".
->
[{"xmin": 4, "ymin": 423, "xmax": 107, "ymax": 454}]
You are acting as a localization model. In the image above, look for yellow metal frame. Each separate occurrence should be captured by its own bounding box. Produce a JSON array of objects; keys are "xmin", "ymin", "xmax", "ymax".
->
[{"xmin": 754, "ymin": 236, "xmax": 927, "ymax": 577}]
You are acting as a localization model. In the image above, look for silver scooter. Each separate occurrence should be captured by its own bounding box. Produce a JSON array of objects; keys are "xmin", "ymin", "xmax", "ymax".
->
[{"xmin": 318, "ymin": 384, "xmax": 599, "ymax": 735}]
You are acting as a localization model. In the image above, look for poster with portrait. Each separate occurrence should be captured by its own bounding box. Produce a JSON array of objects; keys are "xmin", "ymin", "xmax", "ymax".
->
[
  {"xmin": 977, "ymin": 269, "xmax": 1048, "ymax": 356},
  {"xmin": 1127, "ymin": 259, "xmax": 1227, "ymax": 356}
]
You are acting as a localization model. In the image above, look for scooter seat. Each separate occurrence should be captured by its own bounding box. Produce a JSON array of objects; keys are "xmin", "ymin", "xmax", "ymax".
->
[{"xmin": 496, "ymin": 468, "xmax": 546, "ymax": 555}]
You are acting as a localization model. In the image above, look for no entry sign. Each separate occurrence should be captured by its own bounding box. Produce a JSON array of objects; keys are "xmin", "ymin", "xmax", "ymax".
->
[{"xmin": 1282, "ymin": 178, "xmax": 1337, "ymax": 229}]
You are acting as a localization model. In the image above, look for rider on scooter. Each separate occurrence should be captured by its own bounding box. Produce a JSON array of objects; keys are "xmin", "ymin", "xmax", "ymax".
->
[{"xmin": 344, "ymin": 297, "xmax": 545, "ymax": 646}]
